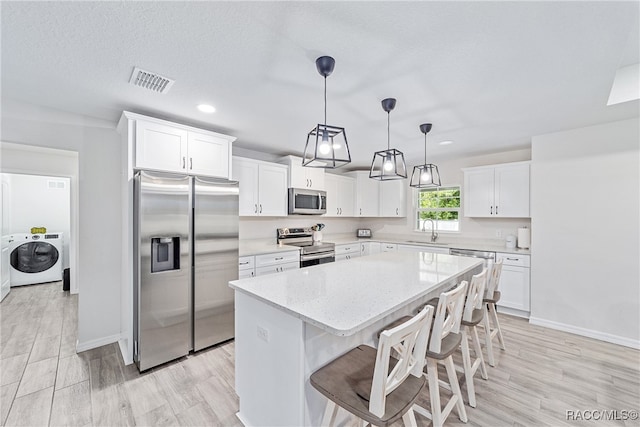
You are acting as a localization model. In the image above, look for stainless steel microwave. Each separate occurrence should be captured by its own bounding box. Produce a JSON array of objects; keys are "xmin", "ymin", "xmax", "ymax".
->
[{"xmin": 288, "ymin": 188, "xmax": 327, "ymax": 215}]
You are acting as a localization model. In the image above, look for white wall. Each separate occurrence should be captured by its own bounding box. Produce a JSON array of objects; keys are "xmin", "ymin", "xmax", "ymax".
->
[
  {"xmin": 530, "ymin": 118, "xmax": 639, "ymax": 348},
  {"xmin": 4, "ymin": 173, "xmax": 71, "ymax": 268},
  {"xmin": 2, "ymin": 100, "xmax": 123, "ymax": 351},
  {"xmin": 360, "ymin": 148, "xmax": 532, "ymax": 241}
]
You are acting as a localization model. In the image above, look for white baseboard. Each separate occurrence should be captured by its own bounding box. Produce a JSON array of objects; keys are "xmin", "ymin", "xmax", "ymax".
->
[
  {"xmin": 118, "ymin": 338, "xmax": 134, "ymax": 365},
  {"xmin": 497, "ymin": 306, "xmax": 529, "ymax": 319},
  {"xmin": 76, "ymin": 333, "xmax": 122, "ymax": 353},
  {"xmin": 529, "ymin": 317, "xmax": 640, "ymax": 349}
]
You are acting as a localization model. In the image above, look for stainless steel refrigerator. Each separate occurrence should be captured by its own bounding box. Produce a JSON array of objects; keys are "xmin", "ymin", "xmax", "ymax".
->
[{"xmin": 134, "ymin": 170, "xmax": 238, "ymax": 371}]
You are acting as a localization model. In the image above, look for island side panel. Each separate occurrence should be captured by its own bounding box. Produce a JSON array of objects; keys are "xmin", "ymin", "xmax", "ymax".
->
[{"xmin": 235, "ymin": 291, "xmax": 305, "ymax": 426}]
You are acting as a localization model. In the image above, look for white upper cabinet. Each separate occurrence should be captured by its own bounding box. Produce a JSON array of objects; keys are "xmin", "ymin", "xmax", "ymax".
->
[
  {"xmin": 232, "ymin": 157, "xmax": 288, "ymax": 217},
  {"xmin": 279, "ymin": 155, "xmax": 325, "ymax": 190},
  {"xmin": 463, "ymin": 161, "xmax": 530, "ymax": 218},
  {"xmin": 129, "ymin": 112, "xmax": 234, "ymax": 178},
  {"xmin": 379, "ymin": 179, "xmax": 407, "ymax": 217},
  {"xmin": 346, "ymin": 171, "xmax": 380, "ymax": 217},
  {"xmin": 324, "ymin": 174, "xmax": 355, "ymax": 217},
  {"xmin": 187, "ymin": 131, "xmax": 230, "ymax": 178},
  {"xmin": 135, "ymin": 120, "xmax": 188, "ymax": 173}
]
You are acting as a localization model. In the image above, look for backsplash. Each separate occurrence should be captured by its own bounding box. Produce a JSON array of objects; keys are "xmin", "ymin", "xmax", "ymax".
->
[{"xmin": 239, "ymin": 217, "xmax": 360, "ymax": 240}]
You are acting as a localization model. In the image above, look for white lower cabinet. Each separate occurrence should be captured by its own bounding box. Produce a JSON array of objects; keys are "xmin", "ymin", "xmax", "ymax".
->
[
  {"xmin": 496, "ymin": 252, "xmax": 530, "ymax": 317},
  {"xmin": 335, "ymin": 244, "xmax": 360, "ymax": 262},
  {"xmin": 256, "ymin": 262, "xmax": 299, "ymax": 276},
  {"xmin": 381, "ymin": 243, "xmax": 398, "ymax": 252},
  {"xmin": 254, "ymin": 250, "xmax": 300, "ymax": 276},
  {"xmin": 397, "ymin": 244, "xmax": 449, "ymax": 254},
  {"xmin": 238, "ymin": 256, "xmax": 255, "ymax": 279},
  {"xmin": 360, "ymin": 241, "xmax": 380, "ymax": 256}
]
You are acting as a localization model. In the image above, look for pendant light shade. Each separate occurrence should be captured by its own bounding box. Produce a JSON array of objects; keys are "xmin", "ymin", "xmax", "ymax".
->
[
  {"xmin": 370, "ymin": 98, "xmax": 407, "ymax": 180},
  {"xmin": 303, "ymin": 56, "xmax": 351, "ymax": 168},
  {"xmin": 409, "ymin": 123, "xmax": 442, "ymax": 188}
]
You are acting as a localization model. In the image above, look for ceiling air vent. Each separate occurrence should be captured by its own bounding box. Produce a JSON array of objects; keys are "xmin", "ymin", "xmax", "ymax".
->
[{"xmin": 129, "ymin": 67, "xmax": 175, "ymax": 94}]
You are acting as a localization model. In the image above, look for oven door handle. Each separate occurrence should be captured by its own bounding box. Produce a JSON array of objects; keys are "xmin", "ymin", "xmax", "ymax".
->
[{"xmin": 300, "ymin": 252, "xmax": 335, "ymax": 261}]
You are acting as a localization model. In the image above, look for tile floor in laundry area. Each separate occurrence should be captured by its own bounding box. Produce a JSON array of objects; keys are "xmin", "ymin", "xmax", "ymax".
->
[{"xmin": 0, "ymin": 282, "xmax": 638, "ymax": 426}]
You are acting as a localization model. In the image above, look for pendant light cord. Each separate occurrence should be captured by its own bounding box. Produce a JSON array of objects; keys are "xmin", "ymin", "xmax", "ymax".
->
[
  {"xmin": 324, "ymin": 76, "xmax": 327, "ymax": 126},
  {"xmin": 424, "ymin": 133, "xmax": 427, "ymax": 163},
  {"xmin": 387, "ymin": 112, "xmax": 390, "ymax": 150}
]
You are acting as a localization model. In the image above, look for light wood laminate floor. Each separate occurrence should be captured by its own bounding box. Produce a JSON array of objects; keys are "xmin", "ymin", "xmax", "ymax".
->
[{"xmin": 1, "ymin": 282, "xmax": 638, "ymax": 426}]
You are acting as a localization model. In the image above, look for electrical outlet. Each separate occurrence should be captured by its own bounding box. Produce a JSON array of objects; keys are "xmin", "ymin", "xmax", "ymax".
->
[
  {"xmin": 495, "ymin": 229, "xmax": 502, "ymax": 238},
  {"xmin": 257, "ymin": 326, "xmax": 269, "ymax": 342}
]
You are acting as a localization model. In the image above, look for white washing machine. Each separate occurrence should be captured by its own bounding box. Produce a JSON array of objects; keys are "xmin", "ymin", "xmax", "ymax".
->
[{"xmin": 9, "ymin": 233, "xmax": 64, "ymax": 286}]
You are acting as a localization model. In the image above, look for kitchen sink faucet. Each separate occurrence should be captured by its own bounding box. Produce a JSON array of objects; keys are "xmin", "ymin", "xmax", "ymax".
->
[{"xmin": 422, "ymin": 219, "xmax": 439, "ymax": 242}]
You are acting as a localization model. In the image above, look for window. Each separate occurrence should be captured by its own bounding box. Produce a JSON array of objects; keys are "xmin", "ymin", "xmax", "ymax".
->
[{"xmin": 416, "ymin": 186, "xmax": 461, "ymax": 232}]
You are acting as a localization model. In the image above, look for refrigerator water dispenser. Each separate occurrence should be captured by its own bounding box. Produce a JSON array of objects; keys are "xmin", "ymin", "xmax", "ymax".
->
[{"xmin": 151, "ymin": 237, "xmax": 180, "ymax": 272}]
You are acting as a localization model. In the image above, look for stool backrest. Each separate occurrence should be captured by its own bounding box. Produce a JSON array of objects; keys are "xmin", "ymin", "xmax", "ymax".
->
[
  {"xmin": 463, "ymin": 268, "xmax": 487, "ymax": 322},
  {"xmin": 486, "ymin": 259, "xmax": 504, "ymax": 298},
  {"xmin": 369, "ymin": 305, "xmax": 434, "ymax": 417},
  {"xmin": 429, "ymin": 281, "xmax": 468, "ymax": 354}
]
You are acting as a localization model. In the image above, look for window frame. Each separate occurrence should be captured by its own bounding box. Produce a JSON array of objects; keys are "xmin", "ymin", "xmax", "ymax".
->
[{"xmin": 413, "ymin": 185, "xmax": 462, "ymax": 234}]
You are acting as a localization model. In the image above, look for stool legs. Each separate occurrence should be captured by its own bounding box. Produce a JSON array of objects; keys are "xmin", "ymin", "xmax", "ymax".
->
[
  {"xmin": 489, "ymin": 302, "xmax": 506, "ymax": 350},
  {"xmin": 444, "ymin": 356, "xmax": 468, "ymax": 424},
  {"xmin": 461, "ymin": 324, "xmax": 489, "ymax": 408},
  {"xmin": 321, "ymin": 401, "xmax": 338, "ymax": 427},
  {"xmin": 483, "ymin": 302, "xmax": 506, "ymax": 367}
]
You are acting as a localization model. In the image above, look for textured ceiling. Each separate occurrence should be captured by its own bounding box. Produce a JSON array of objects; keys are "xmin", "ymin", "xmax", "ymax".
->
[{"xmin": 2, "ymin": 1, "xmax": 638, "ymax": 169}]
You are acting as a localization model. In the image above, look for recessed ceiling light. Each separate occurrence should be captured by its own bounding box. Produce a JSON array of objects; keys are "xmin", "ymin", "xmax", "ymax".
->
[
  {"xmin": 197, "ymin": 104, "xmax": 216, "ymax": 113},
  {"xmin": 439, "ymin": 140, "xmax": 454, "ymax": 145}
]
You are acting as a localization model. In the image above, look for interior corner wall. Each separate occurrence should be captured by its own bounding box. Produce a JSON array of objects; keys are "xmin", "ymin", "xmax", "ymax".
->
[
  {"xmin": 1, "ymin": 102, "xmax": 123, "ymax": 350},
  {"xmin": 530, "ymin": 117, "xmax": 640, "ymax": 348}
]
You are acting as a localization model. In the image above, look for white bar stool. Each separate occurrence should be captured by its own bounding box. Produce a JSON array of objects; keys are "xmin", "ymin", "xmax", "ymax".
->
[
  {"xmin": 483, "ymin": 259, "xmax": 506, "ymax": 367},
  {"xmin": 311, "ymin": 305, "xmax": 434, "ymax": 427}
]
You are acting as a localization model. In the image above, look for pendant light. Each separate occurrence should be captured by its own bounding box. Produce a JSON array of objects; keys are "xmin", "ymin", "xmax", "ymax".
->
[
  {"xmin": 302, "ymin": 56, "xmax": 351, "ymax": 168},
  {"xmin": 370, "ymin": 98, "xmax": 407, "ymax": 180},
  {"xmin": 409, "ymin": 123, "xmax": 442, "ymax": 188}
]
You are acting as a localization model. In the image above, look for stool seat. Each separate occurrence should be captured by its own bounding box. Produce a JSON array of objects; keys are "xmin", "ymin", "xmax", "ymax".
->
[
  {"xmin": 483, "ymin": 290, "xmax": 501, "ymax": 304},
  {"xmin": 461, "ymin": 308, "xmax": 484, "ymax": 326},
  {"xmin": 427, "ymin": 332, "xmax": 461, "ymax": 360},
  {"xmin": 311, "ymin": 345, "xmax": 427, "ymax": 426}
]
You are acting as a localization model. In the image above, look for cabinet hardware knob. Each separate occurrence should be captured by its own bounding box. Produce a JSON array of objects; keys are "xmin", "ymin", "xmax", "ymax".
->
[
  {"xmin": 360, "ymin": 208, "xmax": 362, "ymax": 215},
  {"xmin": 259, "ymin": 204, "xmax": 262, "ymax": 213},
  {"xmin": 239, "ymin": 261, "xmax": 249, "ymax": 265},
  {"xmin": 496, "ymin": 205, "xmax": 499, "ymax": 215},
  {"xmin": 190, "ymin": 158, "xmax": 193, "ymax": 170},
  {"xmin": 254, "ymin": 204, "xmax": 258, "ymax": 213},
  {"xmin": 275, "ymin": 257, "xmax": 283, "ymax": 260},
  {"xmin": 183, "ymin": 157, "xmax": 186, "ymax": 169},
  {"xmin": 506, "ymin": 257, "xmax": 518, "ymax": 261},
  {"xmin": 337, "ymin": 208, "xmax": 339, "ymax": 214},
  {"xmin": 490, "ymin": 206, "xmax": 493, "ymax": 215},
  {"xmin": 396, "ymin": 208, "xmax": 399, "ymax": 215},
  {"xmin": 310, "ymin": 179, "xmax": 312, "ymax": 187}
]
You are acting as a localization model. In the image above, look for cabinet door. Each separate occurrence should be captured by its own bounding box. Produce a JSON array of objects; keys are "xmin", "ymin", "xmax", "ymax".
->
[
  {"xmin": 232, "ymin": 158, "xmax": 259, "ymax": 216},
  {"xmin": 187, "ymin": 132, "xmax": 230, "ymax": 178},
  {"xmin": 339, "ymin": 176, "xmax": 355, "ymax": 216},
  {"xmin": 306, "ymin": 167, "xmax": 325, "ymax": 191},
  {"xmin": 258, "ymin": 164, "xmax": 288, "ymax": 216},
  {"xmin": 289, "ymin": 162, "xmax": 308, "ymax": 189},
  {"xmin": 238, "ymin": 269, "xmax": 255, "ymax": 279},
  {"xmin": 355, "ymin": 174, "xmax": 380, "ymax": 217},
  {"xmin": 135, "ymin": 120, "xmax": 188, "ymax": 173},
  {"xmin": 324, "ymin": 174, "xmax": 340, "ymax": 217},
  {"xmin": 498, "ymin": 266, "xmax": 530, "ymax": 311},
  {"xmin": 463, "ymin": 168, "xmax": 494, "ymax": 217},
  {"xmin": 369, "ymin": 242, "xmax": 381, "ymax": 254},
  {"xmin": 494, "ymin": 164, "xmax": 530, "ymax": 217},
  {"xmin": 379, "ymin": 180, "xmax": 406, "ymax": 217}
]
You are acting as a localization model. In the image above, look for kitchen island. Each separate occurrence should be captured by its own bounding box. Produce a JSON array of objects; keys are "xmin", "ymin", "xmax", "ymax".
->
[{"xmin": 229, "ymin": 251, "xmax": 483, "ymax": 426}]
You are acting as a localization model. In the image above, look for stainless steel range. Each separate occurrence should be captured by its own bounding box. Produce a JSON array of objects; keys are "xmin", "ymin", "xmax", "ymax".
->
[{"xmin": 277, "ymin": 227, "xmax": 335, "ymax": 267}]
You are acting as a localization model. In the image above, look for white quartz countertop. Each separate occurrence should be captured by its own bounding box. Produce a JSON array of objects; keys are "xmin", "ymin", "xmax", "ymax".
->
[
  {"xmin": 326, "ymin": 234, "xmax": 531, "ymax": 255},
  {"xmin": 229, "ymin": 252, "xmax": 482, "ymax": 336},
  {"xmin": 239, "ymin": 239, "xmax": 301, "ymax": 257}
]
